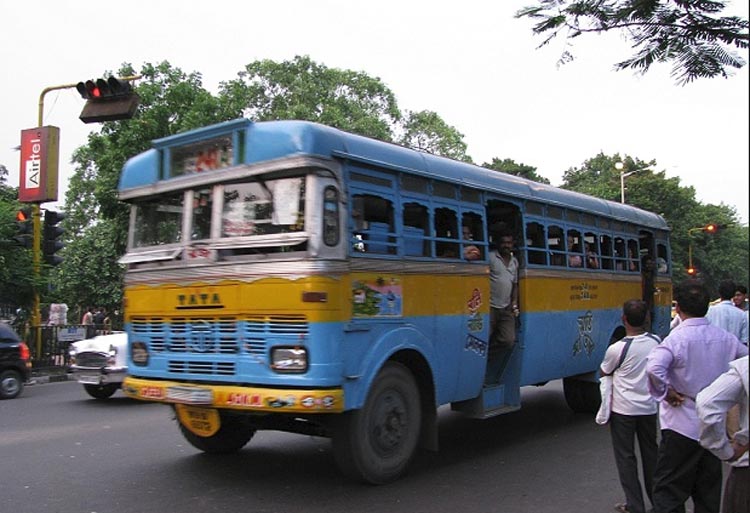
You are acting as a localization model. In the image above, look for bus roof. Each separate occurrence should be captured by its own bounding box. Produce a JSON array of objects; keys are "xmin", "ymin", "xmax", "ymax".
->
[{"xmin": 119, "ymin": 119, "xmax": 669, "ymax": 231}]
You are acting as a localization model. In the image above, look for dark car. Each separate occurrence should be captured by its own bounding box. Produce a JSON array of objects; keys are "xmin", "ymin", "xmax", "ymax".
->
[{"xmin": 0, "ymin": 323, "xmax": 32, "ymax": 399}]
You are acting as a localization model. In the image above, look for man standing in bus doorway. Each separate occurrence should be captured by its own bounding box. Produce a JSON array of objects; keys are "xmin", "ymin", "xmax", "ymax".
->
[
  {"xmin": 646, "ymin": 281, "xmax": 748, "ymax": 513},
  {"xmin": 600, "ymin": 299, "xmax": 660, "ymax": 513},
  {"xmin": 487, "ymin": 224, "xmax": 519, "ymax": 383}
]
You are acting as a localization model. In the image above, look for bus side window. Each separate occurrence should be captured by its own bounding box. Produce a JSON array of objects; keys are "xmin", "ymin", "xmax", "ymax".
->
[
  {"xmin": 584, "ymin": 232, "xmax": 599, "ymax": 269},
  {"xmin": 656, "ymin": 243, "xmax": 669, "ymax": 274},
  {"xmin": 351, "ymin": 193, "xmax": 395, "ymax": 254},
  {"xmin": 548, "ymin": 225, "xmax": 565, "ymax": 266},
  {"xmin": 567, "ymin": 229, "xmax": 582, "ymax": 268},
  {"xmin": 461, "ymin": 212, "xmax": 484, "ymax": 261},
  {"xmin": 435, "ymin": 207, "xmax": 459, "ymax": 258},
  {"xmin": 525, "ymin": 221, "xmax": 547, "ymax": 265},
  {"xmin": 403, "ymin": 202, "xmax": 429, "ymax": 256},
  {"xmin": 627, "ymin": 239, "xmax": 640, "ymax": 271}
]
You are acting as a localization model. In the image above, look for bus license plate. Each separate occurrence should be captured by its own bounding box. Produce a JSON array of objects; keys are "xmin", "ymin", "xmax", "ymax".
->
[
  {"xmin": 166, "ymin": 386, "xmax": 213, "ymax": 405},
  {"xmin": 175, "ymin": 404, "xmax": 220, "ymax": 437}
]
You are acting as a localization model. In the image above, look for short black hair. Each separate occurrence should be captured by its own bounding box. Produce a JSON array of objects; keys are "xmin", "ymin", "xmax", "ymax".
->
[
  {"xmin": 674, "ymin": 280, "xmax": 710, "ymax": 317},
  {"xmin": 736, "ymin": 285, "xmax": 748, "ymax": 295},
  {"xmin": 623, "ymin": 299, "xmax": 648, "ymax": 328},
  {"xmin": 718, "ymin": 280, "xmax": 736, "ymax": 300}
]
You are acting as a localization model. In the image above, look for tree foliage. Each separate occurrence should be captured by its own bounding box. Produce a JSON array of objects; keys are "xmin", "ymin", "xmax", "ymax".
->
[
  {"xmin": 398, "ymin": 110, "xmax": 472, "ymax": 162},
  {"xmin": 482, "ymin": 157, "xmax": 551, "ymax": 184},
  {"xmin": 218, "ymin": 55, "xmax": 402, "ymax": 142},
  {"xmin": 516, "ymin": 0, "xmax": 749, "ymax": 84}
]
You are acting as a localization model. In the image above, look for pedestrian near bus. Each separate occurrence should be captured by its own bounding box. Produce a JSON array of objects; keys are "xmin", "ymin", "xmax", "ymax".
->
[
  {"xmin": 733, "ymin": 285, "xmax": 748, "ymax": 312},
  {"xmin": 706, "ymin": 280, "xmax": 748, "ymax": 345},
  {"xmin": 600, "ymin": 299, "xmax": 661, "ymax": 513},
  {"xmin": 696, "ymin": 356, "xmax": 749, "ymax": 513},
  {"xmin": 646, "ymin": 281, "xmax": 748, "ymax": 513}
]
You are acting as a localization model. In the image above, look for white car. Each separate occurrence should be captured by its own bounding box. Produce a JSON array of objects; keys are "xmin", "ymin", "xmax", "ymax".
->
[{"xmin": 68, "ymin": 332, "xmax": 128, "ymax": 399}]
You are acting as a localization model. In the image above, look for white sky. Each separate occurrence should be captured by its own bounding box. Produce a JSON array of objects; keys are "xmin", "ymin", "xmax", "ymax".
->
[{"xmin": 2, "ymin": 1, "xmax": 748, "ymax": 223}]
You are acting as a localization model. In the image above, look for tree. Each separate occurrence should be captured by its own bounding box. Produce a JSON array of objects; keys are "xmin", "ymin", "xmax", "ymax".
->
[
  {"xmin": 516, "ymin": 0, "xmax": 749, "ymax": 84},
  {"xmin": 0, "ymin": 170, "xmax": 36, "ymax": 311},
  {"xmin": 482, "ymin": 157, "xmax": 551, "ymax": 184},
  {"xmin": 218, "ymin": 55, "xmax": 402, "ymax": 141},
  {"xmin": 397, "ymin": 110, "xmax": 472, "ymax": 162}
]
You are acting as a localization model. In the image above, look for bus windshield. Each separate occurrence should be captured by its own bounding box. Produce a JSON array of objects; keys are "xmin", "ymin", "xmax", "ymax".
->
[{"xmin": 131, "ymin": 175, "xmax": 306, "ymax": 250}]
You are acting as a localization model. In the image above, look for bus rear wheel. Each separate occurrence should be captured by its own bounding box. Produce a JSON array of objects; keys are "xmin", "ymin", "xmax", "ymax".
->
[
  {"xmin": 177, "ymin": 411, "xmax": 256, "ymax": 454},
  {"xmin": 332, "ymin": 362, "xmax": 421, "ymax": 484},
  {"xmin": 563, "ymin": 377, "xmax": 601, "ymax": 413}
]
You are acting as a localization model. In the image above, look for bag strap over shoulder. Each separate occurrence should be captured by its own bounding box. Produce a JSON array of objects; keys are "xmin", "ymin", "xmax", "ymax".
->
[{"xmin": 615, "ymin": 337, "xmax": 634, "ymax": 370}]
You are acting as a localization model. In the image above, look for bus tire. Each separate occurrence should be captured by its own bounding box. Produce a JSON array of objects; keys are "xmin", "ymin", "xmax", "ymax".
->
[
  {"xmin": 332, "ymin": 362, "xmax": 421, "ymax": 484},
  {"xmin": 563, "ymin": 377, "xmax": 601, "ymax": 413},
  {"xmin": 177, "ymin": 412, "xmax": 256, "ymax": 454},
  {"xmin": 83, "ymin": 383, "xmax": 120, "ymax": 400}
]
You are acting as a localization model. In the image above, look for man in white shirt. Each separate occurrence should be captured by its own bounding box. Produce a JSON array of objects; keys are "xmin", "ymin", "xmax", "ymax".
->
[
  {"xmin": 707, "ymin": 280, "xmax": 748, "ymax": 345},
  {"xmin": 696, "ymin": 356, "xmax": 748, "ymax": 513},
  {"xmin": 600, "ymin": 299, "xmax": 661, "ymax": 513}
]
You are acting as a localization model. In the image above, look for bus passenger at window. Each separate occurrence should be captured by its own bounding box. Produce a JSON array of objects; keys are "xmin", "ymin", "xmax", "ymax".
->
[
  {"xmin": 462, "ymin": 226, "xmax": 481, "ymax": 261},
  {"xmin": 568, "ymin": 235, "xmax": 583, "ymax": 267},
  {"xmin": 586, "ymin": 243, "xmax": 600, "ymax": 269},
  {"xmin": 488, "ymin": 225, "xmax": 519, "ymax": 381}
]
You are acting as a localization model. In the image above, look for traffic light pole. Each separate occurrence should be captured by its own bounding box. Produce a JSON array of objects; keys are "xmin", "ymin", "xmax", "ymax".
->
[{"xmin": 30, "ymin": 83, "xmax": 78, "ymax": 350}]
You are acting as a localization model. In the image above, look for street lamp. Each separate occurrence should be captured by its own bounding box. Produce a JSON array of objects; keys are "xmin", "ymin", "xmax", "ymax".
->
[{"xmin": 616, "ymin": 162, "xmax": 638, "ymax": 204}]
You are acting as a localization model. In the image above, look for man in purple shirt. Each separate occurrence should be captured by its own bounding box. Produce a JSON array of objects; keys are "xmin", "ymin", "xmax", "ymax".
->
[{"xmin": 647, "ymin": 281, "xmax": 748, "ymax": 513}]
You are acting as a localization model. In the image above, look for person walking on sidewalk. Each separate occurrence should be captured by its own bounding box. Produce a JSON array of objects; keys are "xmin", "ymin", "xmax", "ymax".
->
[
  {"xmin": 646, "ymin": 281, "xmax": 748, "ymax": 513},
  {"xmin": 600, "ymin": 299, "xmax": 661, "ymax": 513}
]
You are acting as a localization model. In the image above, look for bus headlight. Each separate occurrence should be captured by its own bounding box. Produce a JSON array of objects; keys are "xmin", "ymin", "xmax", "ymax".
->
[
  {"xmin": 271, "ymin": 347, "xmax": 308, "ymax": 373},
  {"xmin": 131, "ymin": 341, "xmax": 149, "ymax": 366}
]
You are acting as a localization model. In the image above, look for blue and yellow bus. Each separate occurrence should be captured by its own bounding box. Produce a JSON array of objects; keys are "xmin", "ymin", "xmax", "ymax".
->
[{"xmin": 119, "ymin": 118, "xmax": 672, "ymax": 483}]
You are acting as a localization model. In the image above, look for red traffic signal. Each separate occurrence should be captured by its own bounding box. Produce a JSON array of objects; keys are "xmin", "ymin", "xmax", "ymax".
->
[
  {"xmin": 14, "ymin": 206, "xmax": 33, "ymax": 248},
  {"xmin": 76, "ymin": 76, "xmax": 139, "ymax": 123}
]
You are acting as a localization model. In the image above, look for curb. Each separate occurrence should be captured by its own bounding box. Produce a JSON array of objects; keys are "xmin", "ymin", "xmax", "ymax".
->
[{"xmin": 29, "ymin": 373, "xmax": 74, "ymax": 385}]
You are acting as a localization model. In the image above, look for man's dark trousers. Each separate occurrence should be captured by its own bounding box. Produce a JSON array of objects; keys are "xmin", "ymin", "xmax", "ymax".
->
[
  {"xmin": 610, "ymin": 411, "xmax": 658, "ymax": 513},
  {"xmin": 652, "ymin": 429, "xmax": 722, "ymax": 513}
]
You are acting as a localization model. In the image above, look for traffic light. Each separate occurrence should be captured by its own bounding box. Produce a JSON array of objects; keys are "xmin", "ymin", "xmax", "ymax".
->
[
  {"xmin": 42, "ymin": 210, "xmax": 65, "ymax": 266},
  {"xmin": 76, "ymin": 76, "xmax": 139, "ymax": 124},
  {"xmin": 14, "ymin": 207, "xmax": 33, "ymax": 248},
  {"xmin": 686, "ymin": 266, "xmax": 697, "ymax": 276}
]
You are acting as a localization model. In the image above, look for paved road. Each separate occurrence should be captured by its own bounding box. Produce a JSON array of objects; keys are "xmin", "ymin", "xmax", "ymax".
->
[{"xmin": 2, "ymin": 379, "xmax": 650, "ymax": 513}]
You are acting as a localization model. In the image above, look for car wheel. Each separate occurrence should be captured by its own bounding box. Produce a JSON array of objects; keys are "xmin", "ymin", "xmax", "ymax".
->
[
  {"xmin": 83, "ymin": 383, "xmax": 120, "ymax": 400},
  {"xmin": 0, "ymin": 369, "xmax": 24, "ymax": 399}
]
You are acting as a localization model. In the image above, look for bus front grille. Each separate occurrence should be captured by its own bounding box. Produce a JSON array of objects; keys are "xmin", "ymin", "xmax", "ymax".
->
[{"xmin": 130, "ymin": 315, "xmax": 309, "ymax": 363}]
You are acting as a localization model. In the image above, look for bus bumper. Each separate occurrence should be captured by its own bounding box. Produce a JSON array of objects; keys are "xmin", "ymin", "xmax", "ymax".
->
[{"xmin": 122, "ymin": 376, "xmax": 344, "ymax": 413}]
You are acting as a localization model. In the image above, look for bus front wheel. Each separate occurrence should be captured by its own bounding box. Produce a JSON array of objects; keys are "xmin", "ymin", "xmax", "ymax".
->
[
  {"xmin": 563, "ymin": 377, "xmax": 601, "ymax": 413},
  {"xmin": 177, "ymin": 411, "xmax": 256, "ymax": 454},
  {"xmin": 332, "ymin": 362, "xmax": 421, "ymax": 484}
]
